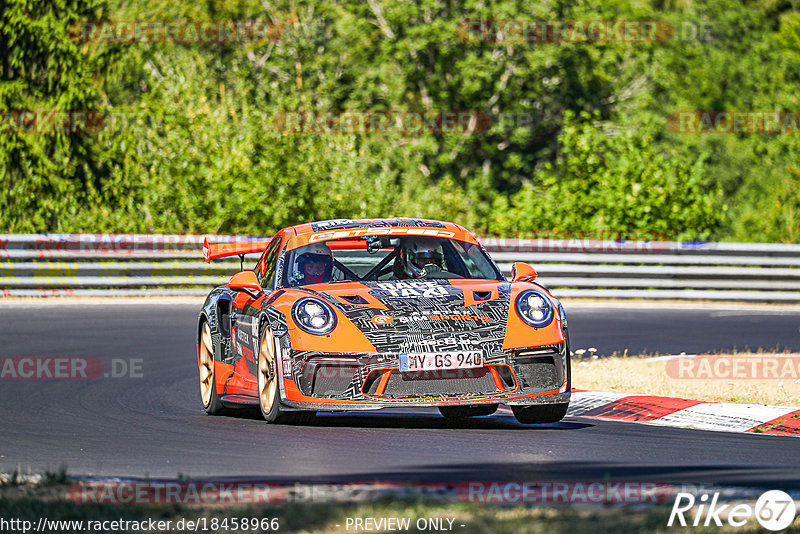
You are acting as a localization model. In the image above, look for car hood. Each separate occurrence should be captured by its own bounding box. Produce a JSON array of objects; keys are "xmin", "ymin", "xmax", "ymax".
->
[{"xmin": 311, "ymin": 279, "xmax": 512, "ymax": 354}]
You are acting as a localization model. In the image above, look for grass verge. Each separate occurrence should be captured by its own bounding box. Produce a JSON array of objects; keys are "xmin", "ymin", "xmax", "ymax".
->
[
  {"xmin": 2, "ymin": 486, "xmax": 797, "ymax": 534},
  {"xmin": 573, "ymin": 352, "xmax": 800, "ymax": 405}
]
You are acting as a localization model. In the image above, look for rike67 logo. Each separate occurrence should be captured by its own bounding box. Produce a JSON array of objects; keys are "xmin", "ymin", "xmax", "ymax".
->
[{"xmin": 669, "ymin": 490, "xmax": 797, "ymax": 531}]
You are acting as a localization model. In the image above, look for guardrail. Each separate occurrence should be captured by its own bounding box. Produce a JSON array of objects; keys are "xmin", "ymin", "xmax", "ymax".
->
[{"xmin": 1, "ymin": 234, "xmax": 799, "ymax": 301}]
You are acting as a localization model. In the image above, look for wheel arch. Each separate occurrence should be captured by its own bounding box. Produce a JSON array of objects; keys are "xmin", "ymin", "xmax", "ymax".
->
[
  {"xmin": 197, "ymin": 312, "xmax": 211, "ymax": 368},
  {"xmin": 257, "ymin": 311, "xmax": 290, "ymax": 404},
  {"xmin": 197, "ymin": 289, "xmax": 234, "ymax": 360}
]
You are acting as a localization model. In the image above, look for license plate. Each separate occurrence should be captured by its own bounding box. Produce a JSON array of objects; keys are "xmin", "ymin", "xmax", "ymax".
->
[{"xmin": 399, "ymin": 351, "xmax": 483, "ymax": 372}]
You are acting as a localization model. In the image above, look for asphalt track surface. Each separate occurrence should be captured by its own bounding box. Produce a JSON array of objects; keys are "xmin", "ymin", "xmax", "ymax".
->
[{"xmin": 1, "ymin": 300, "xmax": 799, "ymax": 488}]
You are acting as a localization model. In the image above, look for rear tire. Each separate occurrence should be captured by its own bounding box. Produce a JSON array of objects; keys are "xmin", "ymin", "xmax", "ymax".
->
[
  {"xmin": 512, "ymin": 403, "xmax": 569, "ymax": 424},
  {"xmin": 439, "ymin": 404, "xmax": 498, "ymax": 418},
  {"xmin": 257, "ymin": 324, "xmax": 315, "ymax": 425},
  {"xmin": 199, "ymin": 321, "xmax": 226, "ymax": 415}
]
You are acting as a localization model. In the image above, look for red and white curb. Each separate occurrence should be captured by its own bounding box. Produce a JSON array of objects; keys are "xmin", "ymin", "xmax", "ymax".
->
[{"xmin": 560, "ymin": 391, "xmax": 800, "ymax": 436}]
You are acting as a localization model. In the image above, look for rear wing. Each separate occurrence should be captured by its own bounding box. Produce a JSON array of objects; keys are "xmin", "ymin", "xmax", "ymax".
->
[{"xmin": 202, "ymin": 237, "xmax": 272, "ymax": 264}]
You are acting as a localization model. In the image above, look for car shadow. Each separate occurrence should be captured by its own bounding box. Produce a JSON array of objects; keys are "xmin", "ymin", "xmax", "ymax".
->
[
  {"xmin": 219, "ymin": 407, "xmax": 593, "ymax": 430},
  {"xmin": 309, "ymin": 414, "xmax": 592, "ymax": 430}
]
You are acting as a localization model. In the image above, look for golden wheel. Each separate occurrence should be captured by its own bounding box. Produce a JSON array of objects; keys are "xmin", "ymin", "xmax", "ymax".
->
[
  {"xmin": 257, "ymin": 328, "xmax": 278, "ymax": 415},
  {"xmin": 257, "ymin": 322, "xmax": 315, "ymax": 424},
  {"xmin": 199, "ymin": 321, "xmax": 225, "ymax": 414}
]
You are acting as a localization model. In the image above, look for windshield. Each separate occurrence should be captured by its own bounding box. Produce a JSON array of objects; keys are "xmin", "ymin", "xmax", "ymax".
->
[{"xmin": 282, "ymin": 236, "xmax": 503, "ymax": 287}]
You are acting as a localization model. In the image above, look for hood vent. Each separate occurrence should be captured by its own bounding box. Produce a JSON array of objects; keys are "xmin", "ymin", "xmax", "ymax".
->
[{"xmin": 340, "ymin": 294, "xmax": 369, "ymax": 305}]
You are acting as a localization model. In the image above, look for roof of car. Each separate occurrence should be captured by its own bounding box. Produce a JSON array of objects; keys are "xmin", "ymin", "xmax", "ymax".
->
[
  {"xmin": 283, "ymin": 218, "xmax": 477, "ymax": 250},
  {"xmin": 289, "ymin": 218, "xmax": 461, "ymax": 234}
]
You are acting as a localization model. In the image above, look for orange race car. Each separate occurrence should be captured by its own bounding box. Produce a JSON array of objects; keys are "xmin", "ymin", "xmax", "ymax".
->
[{"xmin": 197, "ymin": 218, "xmax": 571, "ymax": 425}]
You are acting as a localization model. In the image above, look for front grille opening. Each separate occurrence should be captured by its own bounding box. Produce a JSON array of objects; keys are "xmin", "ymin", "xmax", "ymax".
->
[
  {"xmin": 361, "ymin": 369, "xmax": 383, "ymax": 395},
  {"xmin": 381, "ymin": 368, "xmax": 497, "ymax": 399},
  {"xmin": 514, "ymin": 355, "xmax": 559, "ymax": 391},
  {"xmin": 299, "ymin": 359, "xmax": 359, "ymax": 397},
  {"xmin": 495, "ymin": 365, "xmax": 516, "ymax": 389}
]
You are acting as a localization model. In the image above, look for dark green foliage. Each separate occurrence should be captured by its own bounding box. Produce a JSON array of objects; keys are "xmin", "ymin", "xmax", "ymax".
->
[
  {"xmin": 0, "ymin": 0, "xmax": 117, "ymax": 231},
  {"xmin": 1, "ymin": 0, "xmax": 798, "ymax": 241},
  {"xmin": 491, "ymin": 112, "xmax": 722, "ymax": 240}
]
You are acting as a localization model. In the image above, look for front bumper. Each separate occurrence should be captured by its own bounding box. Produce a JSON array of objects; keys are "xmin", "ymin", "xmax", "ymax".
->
[{"xmin": 279, "ymin": 343, "xmax": 570, "ymax": 410}]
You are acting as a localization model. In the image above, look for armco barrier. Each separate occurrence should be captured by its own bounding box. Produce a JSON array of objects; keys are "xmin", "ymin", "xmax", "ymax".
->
[{"xmin": 1, "ymin": 234, "xmax": 799, "ymax": 301}]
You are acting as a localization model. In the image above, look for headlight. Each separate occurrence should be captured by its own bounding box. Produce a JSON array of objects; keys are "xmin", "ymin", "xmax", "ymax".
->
[
  {"xmin": 292, "ymin": 297, "xmax": 337, "ymax": 335},
  {"xmin": 515, "ymin": 290, "xmax": 554, "ymax": 328}
]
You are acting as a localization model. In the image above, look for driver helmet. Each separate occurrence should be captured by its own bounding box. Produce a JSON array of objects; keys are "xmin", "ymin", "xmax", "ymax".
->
[
  {"xmin": 400, "ymin": 237, "xmax": 445, "ymax": 279},
  {"xmin": 297, "ymin": 242, "xmax": 333, "ymax": 284}
]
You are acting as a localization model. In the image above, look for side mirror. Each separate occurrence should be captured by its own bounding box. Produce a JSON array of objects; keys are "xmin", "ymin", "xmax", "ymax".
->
[
  {"xmin": 511, "ymin": 261, "xmax": 537, "ymax": 282},
  {"xmin": 228, "ymin": 271, "xmax": 263, "ymax": 299}
]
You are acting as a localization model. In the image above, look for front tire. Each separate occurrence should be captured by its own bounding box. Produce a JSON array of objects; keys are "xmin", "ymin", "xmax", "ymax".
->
[
  {"xmin": 439, "ymin": 404, "xmax": 498, "ymax": 418},
  {"xmin": 199, "ymin": 321, "xmax": 225, "ymax": 415},
  {"xmin": 512, "ymin": 403, "xmax": 569, "ymax": 424},
  {"xmin": 257, "ymin": 324, "xmax": 315, "ymax": 424}
]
